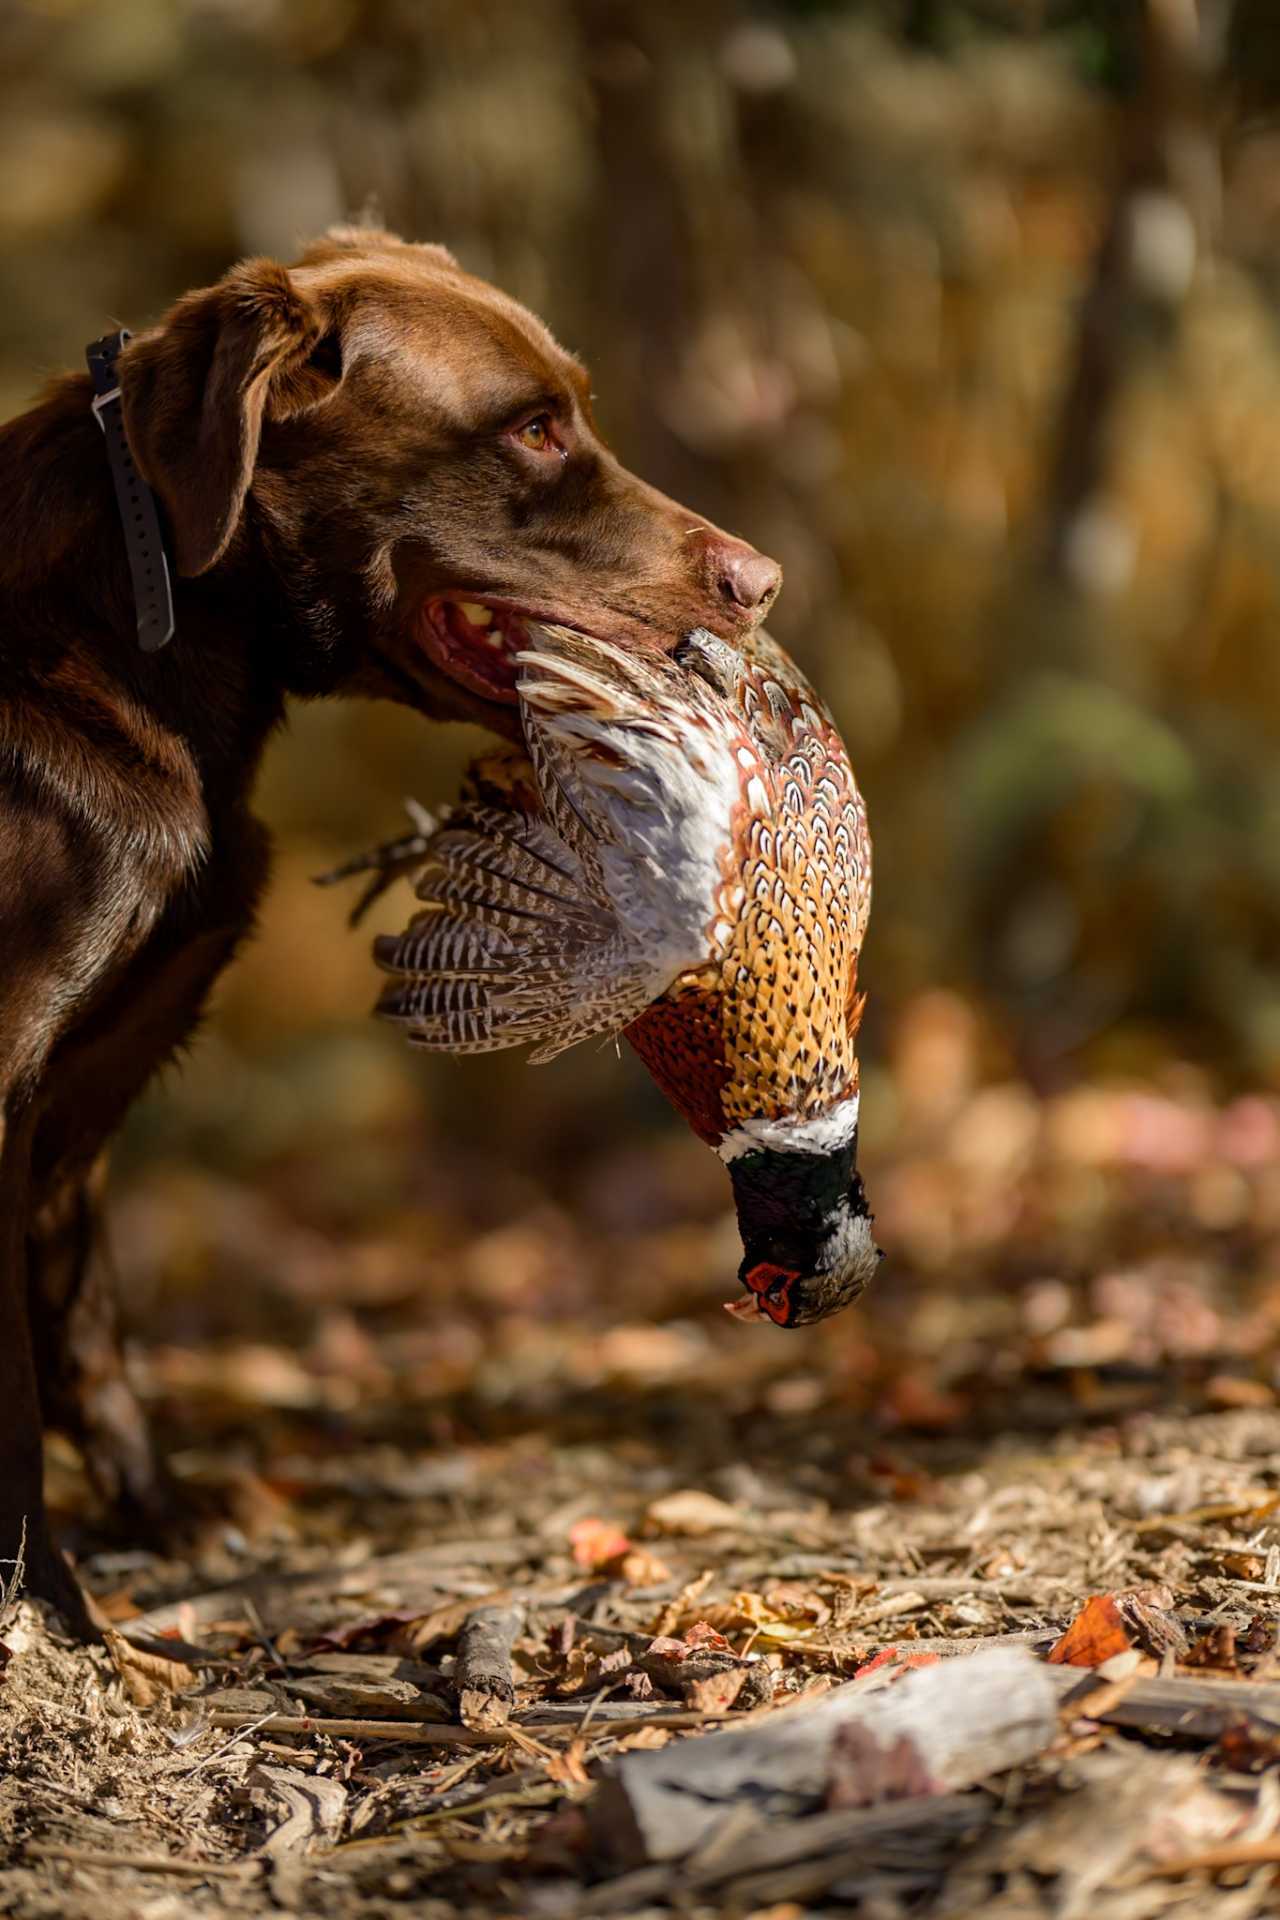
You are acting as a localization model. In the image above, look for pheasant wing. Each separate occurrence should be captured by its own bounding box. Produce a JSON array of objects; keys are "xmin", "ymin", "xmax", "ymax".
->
[
  {"xmin": 374, "ymin": 625, "xmax": 766, "ymax": 1063},
  {"xmin": 516, "ymin": 625, "xmax": 766, "ymax": 977},
  {"xmin": 374, "ymin": 802, "xmax": 659, "ymax": 1058}
]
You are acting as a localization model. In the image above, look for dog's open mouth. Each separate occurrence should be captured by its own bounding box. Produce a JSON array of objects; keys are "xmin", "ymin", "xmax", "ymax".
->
[{"xmin": 420, "ymin": 597, "xmax": 538, "ymax": 705}]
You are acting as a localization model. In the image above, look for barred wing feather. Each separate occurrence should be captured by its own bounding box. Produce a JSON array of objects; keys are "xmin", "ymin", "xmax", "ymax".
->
[{"xmin": 374, "ymin": 626, "xmax": 752, "ymax": 1060}]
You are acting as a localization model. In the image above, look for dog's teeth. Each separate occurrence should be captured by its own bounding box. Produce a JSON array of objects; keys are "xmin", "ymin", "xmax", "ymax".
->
[
  {"xmin": 459, "ymin": 602, "xmax": 493, "ymax": 626},
  {"xmin": 483, "ymin": 631, "xmax": 506, "ymax": 650}
]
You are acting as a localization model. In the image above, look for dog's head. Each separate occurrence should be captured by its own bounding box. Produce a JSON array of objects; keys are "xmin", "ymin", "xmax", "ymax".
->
[{"xmin": 119, "ymin": 226, "xmax": 780, "ymax": 732}]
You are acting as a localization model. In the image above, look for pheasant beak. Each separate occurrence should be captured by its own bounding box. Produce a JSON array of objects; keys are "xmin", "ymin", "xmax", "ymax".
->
[{"xmin": 723, "ymin": 1294, "xmax": 765, "ymax": 1321}]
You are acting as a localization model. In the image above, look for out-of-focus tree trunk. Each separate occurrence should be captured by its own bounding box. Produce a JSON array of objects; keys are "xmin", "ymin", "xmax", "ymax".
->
[
  {"xmin": 574, "ymin": 0, "xmax": 763, "ymax": 513},
  {"xmin": 572, "ymin": 0, "xmax": 827, "ymax": 634},
  {"xmin": 1044, "ymin": 0, "xmax": 1223, "ymax": 617},
  {"xmin": 956, "ymin": 3, "xmax": 1230, "ymax": 1080}
]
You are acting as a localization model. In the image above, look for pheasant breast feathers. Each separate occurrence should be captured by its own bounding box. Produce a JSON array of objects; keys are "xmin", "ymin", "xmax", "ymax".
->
[{"xmin": 368, "ymin": 624, "xmax": 879, "ymax": 1328}]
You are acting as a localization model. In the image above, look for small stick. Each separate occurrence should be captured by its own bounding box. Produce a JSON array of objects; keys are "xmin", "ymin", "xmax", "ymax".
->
[
  {"xmin": 0, "ymin": 1518, "xmax": 26, "ymax": 1628},
  {"xmin": 205, "ymin": 1706, "xmax": 736, "ymax": 1745},
  {"xmin": 170, "ymin": 1709, "xmax": 281, "ymax": 1779},
  {"xmin": 207, "ymin": 1712, "xmax": 514, "ymax": 1747},
  {"xmin": 26, "ymin": 1844, "xmax": 252, "ymax": 1879},
  {"xmin": 1151, "ymin": 1839, "xmax": 1280, "ymax": 1876},
  {"xmin": 454, "ymin": 1602, "xmax": 524, "ymax": 1730},
  {"xmin": 243, "ymin": 1597, "xmax": 283, "ymax": 1669}
]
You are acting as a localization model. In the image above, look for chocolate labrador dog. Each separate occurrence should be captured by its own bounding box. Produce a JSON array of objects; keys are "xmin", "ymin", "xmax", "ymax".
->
[{"xmin": 0, "ymin": 225, "xmax": 779, "ymax": 1630}]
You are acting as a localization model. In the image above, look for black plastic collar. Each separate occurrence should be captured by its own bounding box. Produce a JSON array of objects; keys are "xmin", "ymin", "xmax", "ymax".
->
[{"xmin": 85, "ymin": 329, "xmax": 175, "ymax": 652}]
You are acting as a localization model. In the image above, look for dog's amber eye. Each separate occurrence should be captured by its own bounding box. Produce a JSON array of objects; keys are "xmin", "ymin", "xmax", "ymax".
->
[{"xmin": 515, "ymin": 415, "xmax": 553, "ymax": 452}]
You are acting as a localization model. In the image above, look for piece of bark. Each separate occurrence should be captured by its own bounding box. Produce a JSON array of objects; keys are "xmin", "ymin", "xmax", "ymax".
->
[
  {"xmin": 635, "ymin": 1646, "xmax": 747, "ymax": 1695},
  {"xmin": 252, "ymin": 1764, "xmax": 348, "ymax": 1856},
  {"xmin": 1116, "ymin": 1588, "xmax": 1189, "ymax": 1661},
  {"xmin": 294, "ymin": 1652, "xmax": 447, "ymax": 1685},
  {"xmin": 693, "ymin": 1793, "xmax": 989, "ymax": 1891},
  {"xmin": 1046, "ymin": 1663, "xmax": 1280, "ymax": 1738},
  {"xmin": 735, "ymin": 1663, "xmax": 777, "ymax": 1709},
  {"xmin": 454, "ymin": 1603, "xmax": 524, "ymax": 1730},
  {"xmin": 580, "ymin": 1795, "xmax": 990, "ymax": 1914},
  {"xmin": 589, "ymin": 1646, "xmax": 1059, "ymax": 1868},
  {"xmin": 205, "ymin": 1686, "xmax": 284, "ymax": 1717},
  {"xmin": 284, "ymin": 1675, "xmax": 451, "ymax": 1721}
]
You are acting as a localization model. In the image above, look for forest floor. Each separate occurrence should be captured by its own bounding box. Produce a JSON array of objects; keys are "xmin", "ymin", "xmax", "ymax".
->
[{"xmin": 7, "ymin": 1022, "xmax": 1280, "ymax": 1917}]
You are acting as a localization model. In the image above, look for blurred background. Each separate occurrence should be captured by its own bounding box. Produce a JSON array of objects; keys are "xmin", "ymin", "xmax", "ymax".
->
[{"xmin": 10, "ymin": 0, "xmax": 1280, "ymax": 1509}]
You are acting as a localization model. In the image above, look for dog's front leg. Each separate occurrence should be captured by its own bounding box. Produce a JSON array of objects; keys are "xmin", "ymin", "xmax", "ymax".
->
[
  {"xmin": 28, "ymin": 1157, "xmax": 169, "ymax": 1532},
  {"xmin": 24, "ymin": 818, "xmax": 271, "ymax": 1553},
  {"xmin": 0, "ymin": 1113, "xmax": 95, "ymax": 1637}
]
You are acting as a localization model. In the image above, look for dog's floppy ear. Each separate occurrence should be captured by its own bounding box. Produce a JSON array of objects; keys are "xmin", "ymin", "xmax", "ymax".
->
[{"xmin": 121, "ymin": 259, "xmax": 339, "ymax": 578}]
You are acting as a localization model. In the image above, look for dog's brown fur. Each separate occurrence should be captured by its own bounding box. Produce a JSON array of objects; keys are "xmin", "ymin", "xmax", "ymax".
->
[{"xmin": 0, "ymin": 227, "xmax": 780, "ymax": 1629}]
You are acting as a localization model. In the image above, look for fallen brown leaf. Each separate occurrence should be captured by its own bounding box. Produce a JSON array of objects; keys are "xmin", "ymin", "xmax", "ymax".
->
[
  {"xmin": 616, "ymin": 1547, "xmax": 672, "ymax": 1587},
  {"xmin": 545, "ymin": 1743, "xmax": 591, "ymax": 1788},
  {"xmin": 1183, "ymin": 1624, "xmax": 1241, "ymax": 1673},
  {"xmin": 644, "ymin": 1489, "xmax": 745, "ymax": 1537},
  {"xmin": 1047, "ymin": 1595, "xmax": 1133, "ymax": 1668},
  {"xmin": 569, "ymin": 1516, "xmax": 633, "ymax": 1570},
  {"xmin": 1215, "ymin": 1552, "xmax": 1266, "ymax": 1581},
  {"xmin": 105, "ymin": 1630, "xmax": 204, "ymax": 1709},
  {"xmin": 1204, "ymin": 1374, "xmax": 1274, "ymax": 1410},
  {"xmin": 312, "ymin": 1609, "xmax": 439, "ymax": 1652},
  {"xmin": 653, "ymin": 1569, "xmax": 715, "ymax": 1637},
  {"xmin": 1217, "ymin": 1719, "xmax": 1280, "ymax": 1771},
  {"xmin": 854, "ymin": 1647, "xmax": 942, "ymax": 1679},
  {"xmin": 615, "ymin": 1725, "xmax": 672, "ymax": 1751},
  {"xmin": 683, "ymin": 1667, "xmax": 748, "ymax": 1713}
]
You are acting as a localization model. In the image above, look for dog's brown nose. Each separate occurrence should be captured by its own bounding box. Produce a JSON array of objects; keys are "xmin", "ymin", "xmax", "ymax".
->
[{"xmin": 703, "ymin": 536, "xmax": 782, "ymax": 616}]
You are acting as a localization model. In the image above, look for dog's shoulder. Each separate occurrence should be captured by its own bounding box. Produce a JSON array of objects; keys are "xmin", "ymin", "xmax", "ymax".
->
[{"xmin": 0, "ymin": 653, "xmax": 210, "ymax": 885}]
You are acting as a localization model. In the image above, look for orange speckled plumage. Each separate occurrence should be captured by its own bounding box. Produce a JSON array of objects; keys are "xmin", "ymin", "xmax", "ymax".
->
[
  {"xmin": 359, "ymin": 623, "xmax": 880, "ymax": 1327},
  {"xmin": 625, "ymin": 640, "xmax": 870, "ymax": 1151}
]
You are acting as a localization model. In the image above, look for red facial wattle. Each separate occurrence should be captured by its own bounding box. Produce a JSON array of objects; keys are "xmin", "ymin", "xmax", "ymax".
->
[{"xmin": 743, "ymin": 1259, "xmax": 800, "ymax": 1327}]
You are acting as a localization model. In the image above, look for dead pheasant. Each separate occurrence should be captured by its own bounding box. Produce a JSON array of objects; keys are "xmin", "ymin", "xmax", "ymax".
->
[{"xmin": 331, "ymin": 625, "xmax": 878, "ymax": 1327}]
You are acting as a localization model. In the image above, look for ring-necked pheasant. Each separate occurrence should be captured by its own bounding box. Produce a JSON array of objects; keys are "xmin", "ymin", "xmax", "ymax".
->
[{"xmin": 329, "ymin": 625, "xmax": 878, "ymax": 1327}]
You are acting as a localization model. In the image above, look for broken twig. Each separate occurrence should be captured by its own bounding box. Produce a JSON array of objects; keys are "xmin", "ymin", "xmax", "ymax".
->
[{"xmin": 454, "ymin": 1601, "xmax": 524, "ymax": 1730}]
